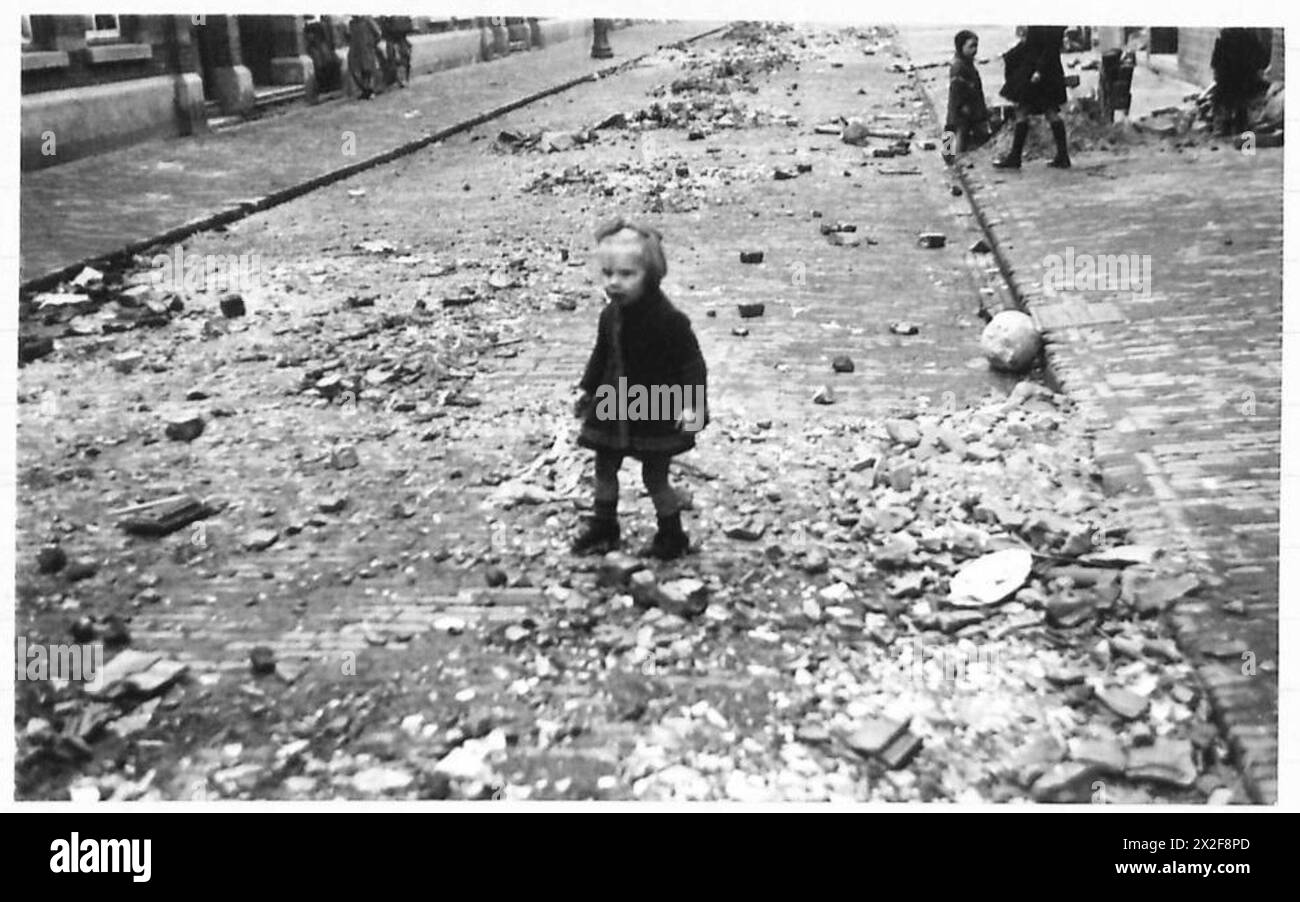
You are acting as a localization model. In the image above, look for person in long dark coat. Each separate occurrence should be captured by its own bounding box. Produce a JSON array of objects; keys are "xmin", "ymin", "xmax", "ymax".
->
[
  {"xmin": 347, "ymin": 15, "xmax": 383, "ymax": 100},
  {"xmin": 378, "ymin": 15, "xmax": 414, "ymax": 87},
  {"xmin": 945, "ymin": 30, "xmax": 991, "ymax": 159},
  {"xmin": 994, "ymin": 25, "xmax": 1071, "ymax": 169},
  {"xmin": 572, "ymin": 219, "xmax": 708, "ymax": 560},
  {"xmin": 1211, "ymin": 28, "xmax": 1269, "ymax": 135},
  {"xmin": 305, "ymin": 18, "xmax": 341, "ymax": 94}
]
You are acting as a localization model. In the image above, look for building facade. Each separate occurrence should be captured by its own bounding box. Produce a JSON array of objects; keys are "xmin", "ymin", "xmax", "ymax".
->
[
  {"xmin": 21, "ymin": 15, "xmax": 610, "ymax": 171},
  {"xmin": 1096, "ymin": 26, "xmax": 1283, "ymax": 87},
  {"xmin": 21, "ymin": 14, "xmax": 207, "ymax": 170},
  {"xmin": 1170, "ymin": 27, "xmax": 1283, "ymax": 87}
]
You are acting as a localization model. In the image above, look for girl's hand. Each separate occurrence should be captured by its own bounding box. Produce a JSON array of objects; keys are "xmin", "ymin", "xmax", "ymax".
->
[
  {"xmin": 573, "ymin": 391, "xmax": 593, "ymax": 419},
  {"xmin": 677, "ymin": 407, "xmax": 703, "ymax": 433}
]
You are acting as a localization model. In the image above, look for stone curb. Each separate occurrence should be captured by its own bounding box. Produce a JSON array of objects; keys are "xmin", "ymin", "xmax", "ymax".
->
[
  {"xmin": 901, "ymin": 43, "xmax": 1276, "ymax": 805},
  {"xmin": 20, "ymin": 23, "xmax": 730, "ymax": 295}
]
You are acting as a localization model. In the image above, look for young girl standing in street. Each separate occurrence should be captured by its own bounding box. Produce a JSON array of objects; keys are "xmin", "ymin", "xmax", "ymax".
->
[
  {"xmin": 945, "ymin": 30, "xmax": 991, "ymax": 161},
  {"xmin": 572, "ymin": 219, "xmax": 708, "ymax": 560}
]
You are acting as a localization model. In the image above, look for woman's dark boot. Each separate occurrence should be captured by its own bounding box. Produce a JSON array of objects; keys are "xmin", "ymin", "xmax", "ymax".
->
[
  {"xmin": 572, "ymin": 501, "xmax": 619, "ymax": 555},
  {"xmin": 648, "ymin": 513, "xmax": 690, "ymax": 560},
  {"xmin": 1048, "ymin": 120, "xmax": 1072, "ymax": 168},
  {"xmin": 993, "ymin": 121, "xmax": 1029, "ymax": 169}
]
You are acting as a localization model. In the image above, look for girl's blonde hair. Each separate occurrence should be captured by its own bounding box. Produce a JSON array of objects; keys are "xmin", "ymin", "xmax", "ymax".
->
[{"xmin": 595, "ymin": 217, "xmax": 668, "ymax": 288}]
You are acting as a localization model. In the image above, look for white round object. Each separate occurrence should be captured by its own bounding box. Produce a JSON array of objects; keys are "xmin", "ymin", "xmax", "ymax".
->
[{"xmin": 981, "ymin": 310, "xmax": 1041, "ymax": 373}]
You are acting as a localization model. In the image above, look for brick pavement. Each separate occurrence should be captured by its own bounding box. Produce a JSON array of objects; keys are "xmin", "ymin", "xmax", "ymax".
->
[
  {"xmin": 901, "ymin": 26, "xmax": 1282, "ymax": 803},
  {"xmin": 18, "ymin": 21, "xmax": 720, "ymax": 287}
]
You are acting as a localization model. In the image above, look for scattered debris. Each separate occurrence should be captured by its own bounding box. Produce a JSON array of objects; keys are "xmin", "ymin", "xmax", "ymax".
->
[
  {"xmin": 219, "ymin": 293, "xmax": 246, "ymax": 318},
  {"xmin": 164, "ymin": 412, "xmax": 205, "ymax": 442},
  {"xmin": 37, "ymin": 545, "xmax": 67, "ymax": 574},
  {"xmin": 250, "ymin": 646, "xmax": 277, "ymax": 676},
  {"xmin": 948, "ymin": 549, "xmax": 1033, "ymax": 607},
  {"xmin": 812, "ymin": 385, "xmax": 836, "ymax": 405},
  {"xmin": 846, "ymin": 717, "xmax": 908, "ymax": 757},
  {"xmin": 114, "ymin": 495, "xmax": 214, "ymax": 537}
]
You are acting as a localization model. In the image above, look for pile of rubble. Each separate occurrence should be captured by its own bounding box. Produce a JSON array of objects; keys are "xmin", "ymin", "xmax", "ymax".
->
[
  {"xmin": 974, "ymin": 99, "xmax": 1191, "ymax": 162},
  {"xmin": 17, "ymin": 646, "xmax": 190, "ymax": 801},
  {"xmin": 399, "ymin": 382, "xmax": 1229, "ymax": 802},
  {"xmin": 976, "ymin": 83, "xmax": 1284, "ymax": 162},
  {"xmin": 1190, "ymin": 80, "xmax": 1284, "ymax": 141},
  {"xmin": 657, "ymin": 44, "xmax": 793, "ymax": 98},
  {"xmin": 720, "ymin": 20, "xmax": 796, "ymax": 47},
  {"xmin": 621, "ymin": 33, "xmax": 813, "ymax": 137},
  {"xmin": 19, "ymin": 332, "xmax": 1229, "ymax": 801},
  {"xmin": 19, "ymin": 265, "xmax": 186, "ymax": 364},
  {"xmin": 493, "ymin": 127, "xmax": 600, "ymax": 155},
  {"xmin": 522, "ymin": 156, "xmax": 769, "ymax": 213},
  {"xmin": 628, "ymin": 95, "xmax": 799, "ymax": 136}
]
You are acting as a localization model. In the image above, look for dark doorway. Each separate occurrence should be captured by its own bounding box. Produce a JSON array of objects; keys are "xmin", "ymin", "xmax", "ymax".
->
[
  {"xmin": 193, "ymin": 18, "xmax": 218, "ymax": 91},
  {"xmin": 1149, "ymin": 27, "xmax": 1178, "ymax": 55},
  {"xmin": 237, "ymin": 15, "xmax": 276, "ymax": 85}
]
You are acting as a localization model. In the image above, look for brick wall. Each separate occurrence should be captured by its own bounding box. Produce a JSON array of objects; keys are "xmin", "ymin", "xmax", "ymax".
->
[
  {"xmin": 1177, "ymin": 27, "xmax": 1218, "ymax": 86},
  {"xmin": 1178, "ymin": 27, "xmax": 1282, "ymax": 87},
  {"xmin": 1267, "ymin": 29, "xmax": 1284, "ymax": 83}
]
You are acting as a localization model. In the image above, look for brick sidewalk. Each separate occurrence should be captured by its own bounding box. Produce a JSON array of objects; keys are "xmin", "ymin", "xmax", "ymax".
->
[
  {"xmin": 901, "ymin": 26, "xmax": 1282, "ymax": 803},
  {"xmin": 19, "ymin": 21, "xmax": 720, "ymax": 287}
]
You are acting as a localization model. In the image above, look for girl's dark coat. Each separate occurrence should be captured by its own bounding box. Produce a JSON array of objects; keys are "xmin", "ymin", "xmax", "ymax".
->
[
  {"xmin": 578, "ymin": 289, "xmax": 708, "ymax": 458},
  {"xmin": 1001, "ymin": 26, "xmax": 1067, "ymax": 112},
  {"xmin": 946, "ymin": 54, "xmax": 990, "ymax": 137},
  {"xmin": 1212, "ymin": 29, "xmax": 1269, "ymax": 103}
]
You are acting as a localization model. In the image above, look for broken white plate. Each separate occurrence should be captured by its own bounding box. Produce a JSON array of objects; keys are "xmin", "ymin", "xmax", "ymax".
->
[{"xmin": 948, "ymin": 548, "xmax": 1033, "ymax": 607}]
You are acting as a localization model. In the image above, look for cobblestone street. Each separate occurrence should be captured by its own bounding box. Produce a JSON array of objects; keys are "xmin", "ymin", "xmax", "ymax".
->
[{"xmin": 14, "ymin": 22, "xmax": 1280, "ymax": 804}]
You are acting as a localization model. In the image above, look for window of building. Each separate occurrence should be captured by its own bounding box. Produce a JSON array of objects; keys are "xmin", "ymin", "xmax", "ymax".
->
[{"xmin": 85, "ymin": 14, "xmax": 121, "ymax": 42}]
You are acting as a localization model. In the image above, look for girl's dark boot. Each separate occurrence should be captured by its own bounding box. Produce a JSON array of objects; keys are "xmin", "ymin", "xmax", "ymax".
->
[
  {"xmin": 648, "ymin": 512, "xmax": 690, "ymax": 560},
  {"xmin": 993, "ymin": 121, "xmax": 1029, "ymax": 169},
  {"xmin": 572, "ymin": 501, "xmax": 620, "ymax": 555},
  {"xmin": 1048, "ymin": 120, "xmax": 1071, "ymax": 168}
]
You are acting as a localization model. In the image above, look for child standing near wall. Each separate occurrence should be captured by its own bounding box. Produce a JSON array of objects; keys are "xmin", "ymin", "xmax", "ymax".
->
[{"xmin": 945, "ymin": 29, "xmax": 991, "ymax": 160}]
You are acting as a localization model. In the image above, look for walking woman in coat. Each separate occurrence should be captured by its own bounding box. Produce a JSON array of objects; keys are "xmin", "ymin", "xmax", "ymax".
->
[
  {"xmin": 945, "ymin": 30, "xmax": 991, "ymax": 159},
  {"xmin": 994, "ymin": 25, "xmax": 1071, "ymax": 169},
  {"xmin": 347, "ymin": 15, "xmax": 384, "ymax": 100},
  {"xmin": 1211, "ymin": 28, "xmax": 1269, "ymax": 136}
]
